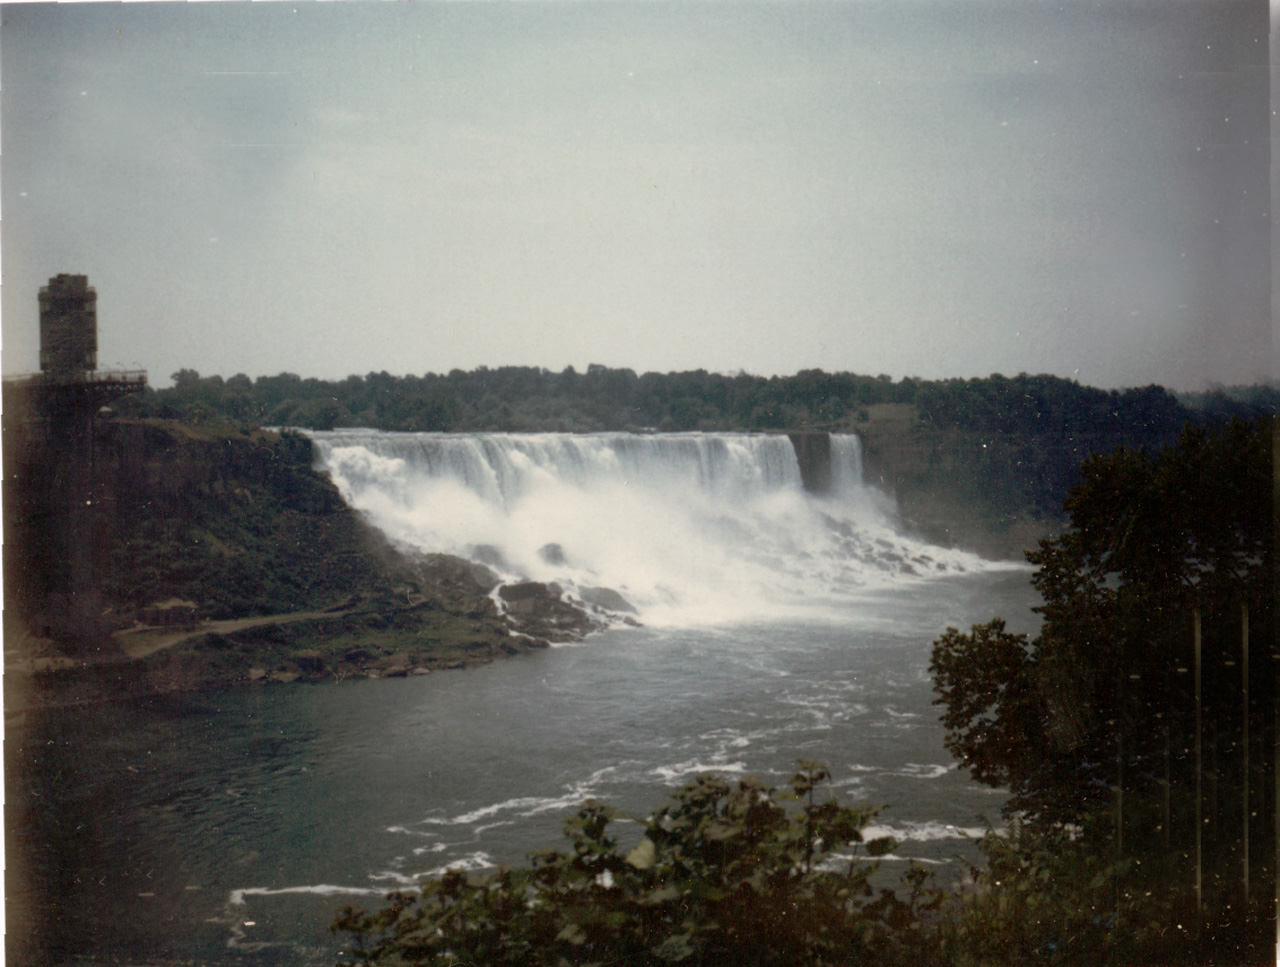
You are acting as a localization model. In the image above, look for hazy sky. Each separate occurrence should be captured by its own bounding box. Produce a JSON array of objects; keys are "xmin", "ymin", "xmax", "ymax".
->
[{"xmin": 2, "ymin": 1, "xmax": 1272, "ymax": 390}]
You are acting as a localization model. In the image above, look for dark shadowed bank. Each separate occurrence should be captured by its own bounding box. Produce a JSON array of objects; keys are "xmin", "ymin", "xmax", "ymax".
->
[{"xmin": 2, "ymin": 415, "xmax": 617, "ymax": 715}]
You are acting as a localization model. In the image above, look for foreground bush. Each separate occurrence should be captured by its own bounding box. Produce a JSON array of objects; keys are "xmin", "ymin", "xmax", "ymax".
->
[
  {"xmin": 332, "ymin": 763, "xmax": 931, "ymax": 967},
  {"xmin": 333, "ymin": 766, "xmax": 1271, "ymax": 966}
]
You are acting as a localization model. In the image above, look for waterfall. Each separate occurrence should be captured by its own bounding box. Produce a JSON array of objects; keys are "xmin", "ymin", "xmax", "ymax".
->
[{"xmin": 307, "ymin": 430, "xmax": 992, "ymax": 627}]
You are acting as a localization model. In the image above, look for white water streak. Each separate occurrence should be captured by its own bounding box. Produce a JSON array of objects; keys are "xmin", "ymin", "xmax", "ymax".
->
[{"xmin": 308, "ymin": 431, "xmax": 1000, "ymax": 626}]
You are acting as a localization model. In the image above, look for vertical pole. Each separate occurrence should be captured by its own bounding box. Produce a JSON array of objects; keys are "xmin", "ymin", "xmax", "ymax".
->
[
  {"xmin": 1243, "ymin": 602, "xmax": 1250, "ymax": 905},
  {"xmin": 1196, "ymin": 608, "xmax": 1203, "ymax": 914}
]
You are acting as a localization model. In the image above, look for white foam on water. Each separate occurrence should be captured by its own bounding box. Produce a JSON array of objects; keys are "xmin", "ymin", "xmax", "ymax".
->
[
  {"xmin": 862, "ymin": 822, "xmax": 996, "ymax": 842},
  {"xmin": 423, "ymin": 793, "xmax": 584, "ymax": 826},
  {"xmin": 894, "ymin": 763, "xmax": 952, "ymax": 780},
  {"xmin": 418, "ymin": 852, "xmax": 497, "ymax": 877},
  {"xmin": 650, "ymin": 758, "xmax": 749, "ymax": 784},
  {"xmin": 367, "ymin": 870, "xmax": 421, "ymax": 886},
  {"xmin": 229, "ymin": 884, "xmax": 386, "ymax": 906},
  {"xmin": 308, "ymin": 430, "xmax": 1014, "ymax": 628},
  {"xmin": 385, "ymin": 824, "xmax": 439, "ymax": 838},
  {"xmin": 420, "ymin": 767, "xmax": 619, "ymax": 827},
  {"xmin": 368, "ymin": 850, "xmax": 497, "ymax": 883},
  {"xmin": 883, "ymin": 706, "xmax": 922, "ymax": 719}
]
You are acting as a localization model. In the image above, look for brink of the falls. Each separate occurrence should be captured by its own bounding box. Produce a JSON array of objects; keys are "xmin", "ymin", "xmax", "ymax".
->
[{"xmin": 308, "ymin": 431, "xmax": 1007, "ymax": 627}]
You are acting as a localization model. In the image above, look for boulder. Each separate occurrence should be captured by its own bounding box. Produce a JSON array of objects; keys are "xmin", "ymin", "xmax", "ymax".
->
[
  {"xmin": 497, "ymin": 581, "xmax": 603, "ymax": 641},
  {"xmin": 579, "ymin": 586, "xmax": 637, "ymax": 614},
  {"xmin": 499, "ymin": 582, "xmax": 550, "ymax": 602}
]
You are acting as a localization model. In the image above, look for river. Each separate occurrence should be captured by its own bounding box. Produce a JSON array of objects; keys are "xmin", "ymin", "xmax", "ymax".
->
[{"xmin": 8, "ymin": 432, "xmax": 1041, "ymax": 965}]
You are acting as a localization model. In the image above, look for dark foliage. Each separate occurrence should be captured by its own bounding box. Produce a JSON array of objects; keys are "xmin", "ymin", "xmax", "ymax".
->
[
  {"xmin": 110, "ymin": 366, "xmax": 1249, "ymax": 441},
  {"xmin": 332, "ymin": 764, "xmax": 938, "ymax": 967},
  {"xmin": 930, "ymin": 416, "xmax": 1275, "ymax": 962},
  {"xmin": 933, "ymin": 417, "xmax": 1272, "ymax": 825}
]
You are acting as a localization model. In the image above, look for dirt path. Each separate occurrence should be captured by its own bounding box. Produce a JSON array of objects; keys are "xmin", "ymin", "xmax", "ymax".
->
[{"xmin": 114, "ymin": 607, "xmax": 352, "ymax": 659}]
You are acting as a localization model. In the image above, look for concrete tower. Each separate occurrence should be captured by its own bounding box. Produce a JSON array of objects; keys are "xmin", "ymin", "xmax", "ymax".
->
[
  {"xmin": 39, "ymin": 274, "xmax": 98, "ymax": 379},
  {"xmin": 5, "ymin": 275, "xmax": 146, "ymax": 650}
]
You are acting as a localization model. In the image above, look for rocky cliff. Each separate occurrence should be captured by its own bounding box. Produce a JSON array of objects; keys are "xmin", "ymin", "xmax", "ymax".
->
[
  {"xmin": 854, "ymin": 411, "xmax": 1181, "ymax": 558},
  {"xmin": 3, "ymin": 417, "xmax": 607, "ymax": 709}
]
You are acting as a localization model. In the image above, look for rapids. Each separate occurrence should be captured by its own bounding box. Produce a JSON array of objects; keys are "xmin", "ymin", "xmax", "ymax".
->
[{"xmin": 307, "ymin": 430, "xmax": 1006, "ymax": 626}]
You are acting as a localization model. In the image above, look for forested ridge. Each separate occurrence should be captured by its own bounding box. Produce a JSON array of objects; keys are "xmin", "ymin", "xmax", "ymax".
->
[{"xmin": 115, "ymin": 365, "xmax": 1276, "ymax": 435}]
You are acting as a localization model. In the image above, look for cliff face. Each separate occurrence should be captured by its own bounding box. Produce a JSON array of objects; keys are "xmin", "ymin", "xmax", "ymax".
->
[
  {"xmin": 5, "ymin": 417, "xmax": 611, "ymax": 708},
  {"xmin": 780, "ymin": 419, "xmax": 1069, "ymax": 559},
  {"xmin": 5, "ymin": 418, "xmax": 394, "ymax": 638},
  {"xmin": 855, "ymin": 419, "xmax": 1181, "ymax": 559},
  {"xmin": 787, "ymin": 431, "xmax": 833, "ymax": 493},
  {"xmin": 857, "ymin": 425, "xmax": 1055, "ymax": 559}
]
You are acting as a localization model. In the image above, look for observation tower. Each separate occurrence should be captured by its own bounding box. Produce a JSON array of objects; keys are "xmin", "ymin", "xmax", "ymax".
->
[
  {"xmin": 4, "ymin": 275, "xmax": 147, "ymax": 648},
  {"xmin": 16, "ymin": 274, "xmax": 149, "ymax": 410}
]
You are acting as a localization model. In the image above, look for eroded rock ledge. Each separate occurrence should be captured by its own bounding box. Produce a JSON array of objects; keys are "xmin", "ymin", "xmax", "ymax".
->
[
  {"xmin": 4, "ymin": 552, "xmax": 633, "ymax": 713},
  {"xmin": 3, "ymin": 418, "xmax": 619, "ymax": 713}
]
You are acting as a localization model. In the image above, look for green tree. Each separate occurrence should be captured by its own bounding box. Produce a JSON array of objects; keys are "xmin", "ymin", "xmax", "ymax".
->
[
  {"xmin": 332, "ymin": 764, "xmax": 916, "ymax": 967},
  {"xmin": 933, "ymin": 418, "xmax": 1272, "ymax": 824},
  {"xmin": 929, "ymin": 416, "xmax": 1275, "ymax": 962}
]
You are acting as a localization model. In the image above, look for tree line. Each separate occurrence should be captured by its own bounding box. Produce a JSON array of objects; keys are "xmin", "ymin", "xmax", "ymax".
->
[{"xmin": 111, "ymin": 365, "xmax": 1274, "ymax": 436}]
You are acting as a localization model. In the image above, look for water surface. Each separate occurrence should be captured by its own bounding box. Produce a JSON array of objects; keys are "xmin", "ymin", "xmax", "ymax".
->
[{"xmin": 9, "ymin": 570, "xmax": 1038, "ymax": 966}]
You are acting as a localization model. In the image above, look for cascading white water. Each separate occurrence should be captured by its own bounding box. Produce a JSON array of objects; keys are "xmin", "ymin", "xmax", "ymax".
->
[{"xmin": 307, "ymin": 430, "xmax": 996, "ymax": 626}]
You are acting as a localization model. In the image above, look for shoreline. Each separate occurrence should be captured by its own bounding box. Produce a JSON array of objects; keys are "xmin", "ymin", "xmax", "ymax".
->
[
  {"xmin": 4, "ymin": 565, "xmax": 617, "ymax": 716},
  {"xmin": 3, "ymin": 632, "xmax": 549, "ymax": 719}
]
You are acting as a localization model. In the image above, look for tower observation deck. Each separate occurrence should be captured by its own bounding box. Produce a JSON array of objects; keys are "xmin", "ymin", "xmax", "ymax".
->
[{"xmin": 4, "ymin": 274, "xmax": 148, "ymax": 411}]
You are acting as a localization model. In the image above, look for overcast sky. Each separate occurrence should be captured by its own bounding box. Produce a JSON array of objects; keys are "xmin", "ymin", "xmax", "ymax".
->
[{"xmin": 2, "ymin": 1, "xmax": 1272, "ymax": 390}]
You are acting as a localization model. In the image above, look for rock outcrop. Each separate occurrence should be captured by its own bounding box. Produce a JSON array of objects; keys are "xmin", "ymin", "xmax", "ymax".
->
[
  {"xmin": 787, "ymin": 431, "xmax": 833, "ymax": 494},
  {"xmin": 2, "ymin": 417, "xmax": 602, "ymax": 708}
]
